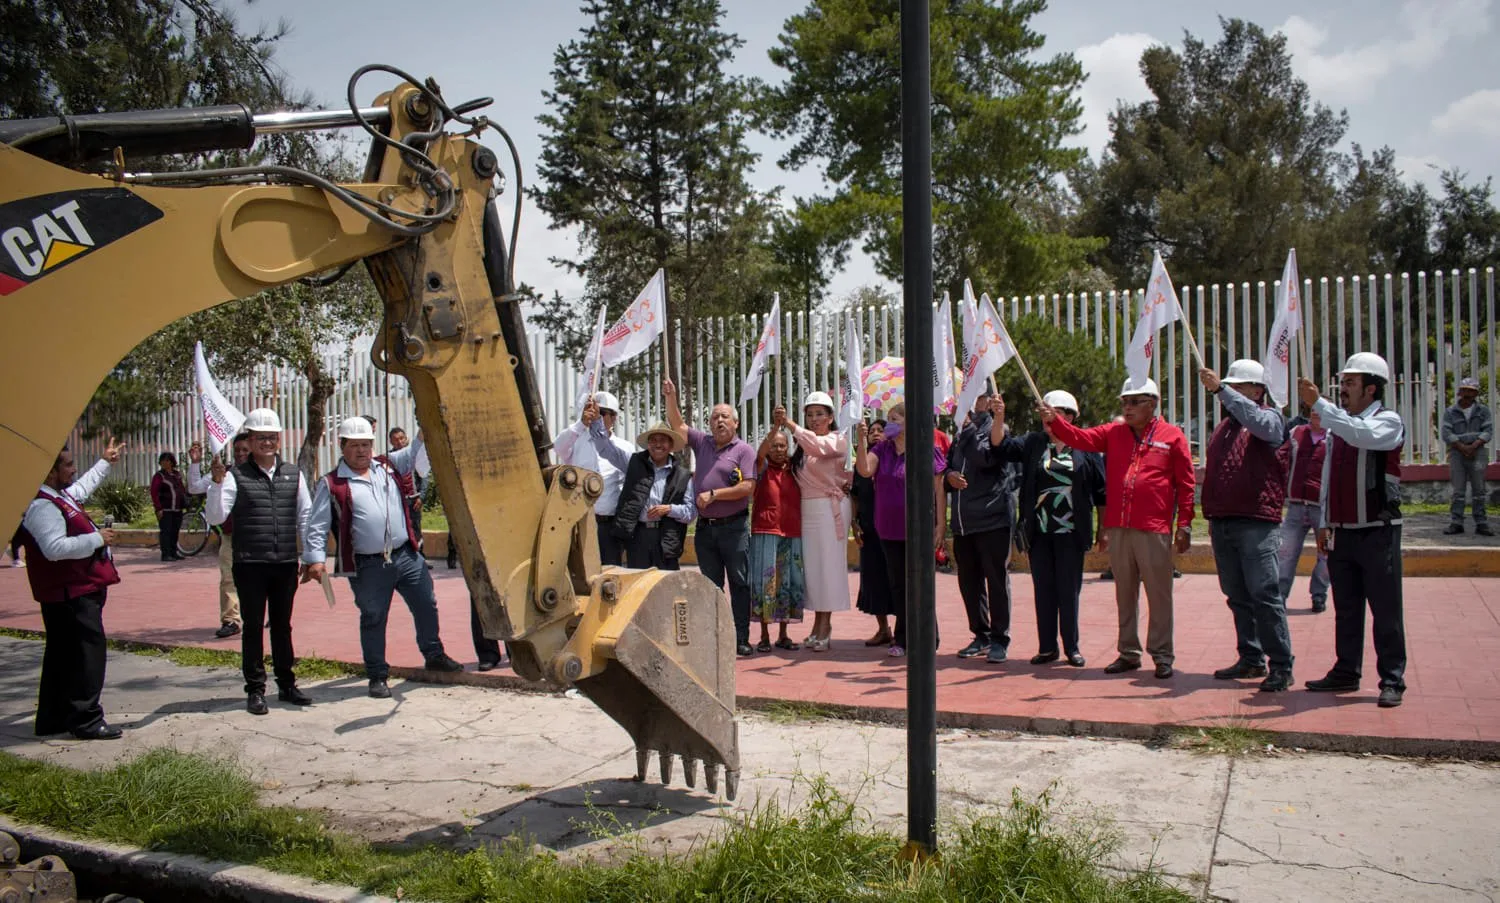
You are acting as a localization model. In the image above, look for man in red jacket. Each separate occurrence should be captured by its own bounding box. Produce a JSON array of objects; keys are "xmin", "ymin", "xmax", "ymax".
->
[{"xmin": 1042, "ymin": 377, "xmax": 1195, "ymax": 679}]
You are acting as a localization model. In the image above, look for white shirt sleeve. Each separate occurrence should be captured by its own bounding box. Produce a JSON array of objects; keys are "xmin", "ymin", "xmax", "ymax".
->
[
  {"xmin": 1317, "ymin": 438, "xmax": 1332, "ymax": 530},
  {"xmin": 186, "ymin": 462, "xmax": 212, "ymax": 494},
  {"xmin": 206, "ymin": 470, "xmax": 237, "ymax": 526},
  {"xmin": 386, "ymin": 434, "xmax": 424, "ymax": 475},
  {"xmin": 303, "ymin": 476, "xmax": 332, "ymax": 564},
  {"xmin": 297, "ymin": 473, "xmax": 312, "ymax": 548},
  {"xmin": 554, "ymin": 421, "xmax": 587, "ymax": 465},
  {"xmin": 22, "ymin": 497, "xmax": 102, "ymax": 560},
  {"xmin": 1313, "ymin": 398, "xmax": 1404, "ymax": 451},
  {"xmin": 65, "ymin": 460, "xmax": 111, "ymax": 505}
]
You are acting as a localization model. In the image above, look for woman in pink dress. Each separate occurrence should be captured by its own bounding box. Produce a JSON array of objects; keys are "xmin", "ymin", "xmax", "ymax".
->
[{"xmin": 775, "ymin": 391, "xmax": 851, "ymax": 652}]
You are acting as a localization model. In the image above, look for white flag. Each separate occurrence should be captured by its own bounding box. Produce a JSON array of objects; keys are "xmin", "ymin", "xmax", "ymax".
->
[
  {"xmin": 739, "ymin": 296, "xmax": 781, "ymax": 404},
  {"xmin": 955, "ymin": 295, "xmax": 1016, "ymax": 418},
  {"xmin": 1125, "ymin": 251, "xmax": 1184, "ymax": 386},
  {"xmin": 961, "ymin": 280, "xmax": 981, "ymax": 359},
  {"xmin": 600, "ymin": 269, "xmax": 666, "ymax": 367},
  {"xmin": 1263, "ymin": 249, "xmax": 1302, "ymax": 408},
  {"xmin": 576, "ymin": 306, "xmax": 608, "ymax": 408},
  {"xmin": 842, "ymin": 315, "xmax": 864, "ymax": 425},
  {"xmin": 193, "ymin": 341, "xmax": 245, "ymax": 454},
  {"xmin": 934, "ymin": 294, "xmax": 957, "ymax": 414}
]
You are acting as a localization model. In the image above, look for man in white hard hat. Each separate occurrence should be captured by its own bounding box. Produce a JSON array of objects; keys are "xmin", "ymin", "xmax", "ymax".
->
[
  {"xmin": 1042, "ymin": 376, "xmax": 1195, "ymax": 680},
  {"xmin": 301, "ymin": 417, "xmax": 464, "ymax": 699},
  {"xmin": 1199, "ymin": 360, "xmax": 1294, "ymax": 692},
  {"xmin": 555, "ymin": 391, "xmax": 636, "ymax": 566},
  {"xmin": 1297, "ymin": 352, "xmax": 1408, "ymax": 707},
  {"xmin": 943, "ymin": 388, "xmax": 1017, "ymax": 664},
  {"xmin": 206, "ymin": 407, "xmax": 312, "ymax": 716},
  {"xmin": 1441, "ymin": 376, "xmax": 1492, "ymax": 536}
]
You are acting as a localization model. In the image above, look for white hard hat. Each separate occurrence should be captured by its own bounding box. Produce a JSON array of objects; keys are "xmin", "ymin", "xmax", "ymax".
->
[
  {"xmin": 803, "ymin": 390, "xmax": 836, "ymax": 411},
  {"xmin": 242, "ymin": 408, "xmax": 282, "ymax": 433},
  {"xmin": 1222, "ymin": 359, "xmax": 1266, "ymax": 385},
  {"xmin": 1339, "ymin": 352, "xmax": 1391, "ymax": 382},
  {"xmin": 1120, "ymin": 377, "xmax": 1160, "ymax": 398},
  {"xmin": 337, "ymin": 416, "xmax": 375, "ymax": 441},
  {"xmin": 593, "ymin": 391, "xmax": 620, "ymax": 412},
  {"xmin": 1043, "ymin": 390, "xmax": 1079, "ymax": 413}
]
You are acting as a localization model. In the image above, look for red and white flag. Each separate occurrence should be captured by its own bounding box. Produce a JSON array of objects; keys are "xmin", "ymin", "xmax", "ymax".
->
[
  {"xmin": 193, "ymin": 341, "xmax": 245, "ymax": 454},
  {"xmin": 600, "ymin": 269, "xmax": 666, "ymax": 367},
  {"xmin": 1263, "ymin": 249, "xmax": 1302, "ymax": 408},
  {"xmin": 576, "ymin": 306, "xmax": 608, "ymax": 408},
  {"xmin": 739, "ymin": 296, "xmax": 781, "ymax": 404},
  {"xmin": 934, "ymin": 293, "xmax": 957, "ymax": 414},
  {"xmin": 955, "ymin": 294, "xmax": 1016, "ymax": 417},
  {"xmin": 1125, "ymin": 251, "xmax": 1183, "ymax": 386}
]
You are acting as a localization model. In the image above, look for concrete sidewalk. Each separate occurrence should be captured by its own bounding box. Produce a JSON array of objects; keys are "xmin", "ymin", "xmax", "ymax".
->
[{"xmin": 0, "ymin": 636, "xmax": 1495, "ymax": 902}]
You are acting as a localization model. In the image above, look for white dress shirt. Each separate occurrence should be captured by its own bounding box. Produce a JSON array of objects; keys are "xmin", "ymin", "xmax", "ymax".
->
[
  {"xmin": 205, "ymin": 457, "xmax": 312, "ymax": 542},
  {"xmin": 554, "ymin": 420, "xmax": 634, "ymax": 516},
  {"xmin": 303, "ymin": 438, "xmax": 424, "ymax": 564},
  {"xmin": 21, "ymin": 460, "xmax": 111, "ymax": 561}
]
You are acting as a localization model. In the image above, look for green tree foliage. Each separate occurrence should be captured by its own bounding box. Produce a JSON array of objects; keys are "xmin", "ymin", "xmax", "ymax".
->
[
  {"xmin": 989, "ymin": 315, "xmax": 1124, "ymax": 435},
  {"xmin": 763, "ymin": 0, "xmax": 1097, "ymax": 296},
  {"xmin": 530, "ymin": 0, "xmax": 777, "ymax": 404}
]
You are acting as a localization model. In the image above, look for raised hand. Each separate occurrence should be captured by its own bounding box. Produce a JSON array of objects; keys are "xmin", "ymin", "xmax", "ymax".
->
[
  {"xmin": 210, "ymin": 456, "xmax": 226, "ymax": 484},
  {"xmin": 1199, "ymin": 367, "xmax": 1222, "ymax": 393},
  {"xmin": 1297, "ymin": 377, "xmax": 1321, "ymax": 409},
  {"xmin": 103, "ymin": 436, "xmax": 125, "ymax": 463},
  {"xmin": 662, "ymin": 377, "xmax": 677, "ymax": 401},
  {"xmin": 772, "ymin": 404, "xmax": 787, "ymax": 427},
  {"xmin": 581, "ymin": 398, "xmax": 599, "ymax": 427},
  {"xmin": 1038, "ymin": 403, "xmax": 1057, "ymax": 425},
  {"xmin": 188, "ymin": 441, "xmax": 203, "ymax": 464}
]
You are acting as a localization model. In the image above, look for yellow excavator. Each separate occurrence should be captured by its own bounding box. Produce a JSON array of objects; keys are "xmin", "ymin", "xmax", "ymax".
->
[{"xmin": 0, "ymin": 66, "xmax": 740, "ymax": 799}]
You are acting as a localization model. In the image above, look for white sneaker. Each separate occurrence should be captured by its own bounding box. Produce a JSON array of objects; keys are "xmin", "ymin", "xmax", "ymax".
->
[{"xmin": 10, "ymin": 559, "xmax": 23, "ymax": 568}]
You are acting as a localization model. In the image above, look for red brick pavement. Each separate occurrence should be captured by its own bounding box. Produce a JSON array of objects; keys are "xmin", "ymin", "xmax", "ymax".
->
[{"xmin": 2, "ymin": 548, "xmax": 1496, "ymax": 753}]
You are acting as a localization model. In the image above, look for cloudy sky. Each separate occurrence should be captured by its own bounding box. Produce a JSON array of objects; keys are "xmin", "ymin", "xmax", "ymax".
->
[{"xmin": 239, "ymin": 0, "xmax": 1496, "ymax": 301}]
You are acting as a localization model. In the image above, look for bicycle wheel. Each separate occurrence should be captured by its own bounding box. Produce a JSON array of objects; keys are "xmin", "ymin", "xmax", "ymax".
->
[{"xmin": 177, "ymin": 511, "xmax": 212, "ymax": 557}]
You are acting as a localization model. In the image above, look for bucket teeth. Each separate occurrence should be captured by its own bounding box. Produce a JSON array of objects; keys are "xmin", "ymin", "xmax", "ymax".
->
[
  {"xmin": 705, "ymin": 764, "xmax": 719, "ymax": 795},
  {"xmin": 635, "ymin": 747, "xmax": 650, "ymax": 782},
  {"xmin": 659, "ymin": 750, "xmax": 674, "ymax": 785},
  {"xmin": 683, "ymin": 757, "xmax": 699, "ymax": 788},
  {"xmin": 726, "ymin": 769, "xmax": 739, "ymax": 801}
]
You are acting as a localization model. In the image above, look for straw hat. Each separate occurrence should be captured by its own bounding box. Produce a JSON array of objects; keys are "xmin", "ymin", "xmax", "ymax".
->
[{"xmin": 636, "ymin": 421, "xmax": 686, "ymax": 452}]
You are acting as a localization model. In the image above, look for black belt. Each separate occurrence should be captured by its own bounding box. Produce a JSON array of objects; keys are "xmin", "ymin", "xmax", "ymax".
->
[
  {"xmin": 355, "ymin": 542, "xmax": 410, "ymax": 563},
  {"xmin": 640, "ymin": 520, "xmax": 660, "ymax": 530},
  {"xmin": 596, "ymin": 514, "xmax": 616, "ymax": 521},
  {"xmin": 700, "ymin": 511, "xmax": 747, "ymax": 526}
]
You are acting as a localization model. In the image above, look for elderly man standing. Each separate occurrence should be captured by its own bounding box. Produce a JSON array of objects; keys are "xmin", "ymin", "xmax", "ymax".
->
[
  {"xmin": 1299, "ymin": 354, "xmax": 1408, "ymax": 707},
  {"xmin": 664, "ymin": 377, "xmax": 759, "ymax": 657},
  {"xmin": 1199, "ymin": 360, "xmax": 1293, "ymax": 691},
  {"xmin": 556, "ymin": 391, "xmax": 636, "ymax": 565},
  {"xmin": 1442, "ymin": 377, "xmax": 1493, "ymax": 536},
  {"xmin": 585, "ymin": 400, "xmax": 696, "ymax": 570},
  {"xmin": 944, "ymin": 389, "xmax": 1016, "ymax": 663},
  {"xmin": 1043, "ymin": 377, "xmax": 1195, "ymax": 679}
]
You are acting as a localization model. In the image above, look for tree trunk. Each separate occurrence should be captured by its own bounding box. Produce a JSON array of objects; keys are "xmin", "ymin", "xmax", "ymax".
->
[{"xmin": 297, "ymin": 354, "xmax": 335, "ymax": 487}]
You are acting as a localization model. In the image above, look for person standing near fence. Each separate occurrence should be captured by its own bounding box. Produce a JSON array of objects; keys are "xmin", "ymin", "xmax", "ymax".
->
[
  {"xmin": 555, "ymin": 391, "xmax": 635, "ymax": 566},
  {"xmin": 851, "ymin": 419, "xmax": 897, "ymax": 646},
  {"xmin": 188, "ymin": 436, "xmax": 249, "ymax": 638},
  {"xmin": 944, "ymin": 389, "xmax": 1016, "ymax": 664},
  {"xmin": 381, "ymin": 427, "xmax": 426, "ymax": 553},
  {"xmin": 151, "ymin": 452, "xmax": 188, "ymax": 562},
  {"xmin": 1276, "ymin": 409, "xmax": 1330, "ymax": 613},
  {"xmin": 587, "ymin": 406, "xmax": 697, "ymax": 571},
  {"xmin": 782, "ymin": 392, "xmax": 850, "ymax": 652},
  {"xmin": 1441, "ymin": 377, "xmax": 1492, "ymax": 536},
  {"xmin": 749, "ymin": 421, "xmax": 805, "ymax": 652}
]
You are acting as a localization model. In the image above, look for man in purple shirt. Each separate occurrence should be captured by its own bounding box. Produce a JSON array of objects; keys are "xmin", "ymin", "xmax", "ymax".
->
[{"xmin": 664, "ymin": 378, "xmax": 759, "ymax": 657}]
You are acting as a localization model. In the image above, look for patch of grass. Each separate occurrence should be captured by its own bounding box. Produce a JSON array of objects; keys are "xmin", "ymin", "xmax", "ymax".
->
[
  {"xmin": 0, "ymin": 631, "xmax": 360, "ymax": 680},
  {"xmin": 756, "ymin": 699, "xmax": 851, "ymax": 724},
  {"xmin": 0, "ymin": 750, "xmax": 1191, "ymax": 902},
  {"xmin": 1172, "ymin": 724, "xmax": 1274, "ymax": 758}
]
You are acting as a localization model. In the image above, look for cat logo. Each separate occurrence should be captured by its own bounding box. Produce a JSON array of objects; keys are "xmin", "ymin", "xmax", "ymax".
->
[{"xmin": 0, "ymin": 188, "xmax": 163, "ymax": 296}]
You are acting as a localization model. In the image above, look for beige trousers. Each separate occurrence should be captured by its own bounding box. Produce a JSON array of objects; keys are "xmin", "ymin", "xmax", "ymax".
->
[
  {"xmin": 1107, "ymin": 527, "xmax": 1174, "ymax": 665},
  {"xmin": 218, "ymin": 533, "xmax": 241, "ymax": 625}
]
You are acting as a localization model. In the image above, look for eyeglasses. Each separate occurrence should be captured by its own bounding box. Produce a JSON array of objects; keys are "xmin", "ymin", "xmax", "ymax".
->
[
  {"xmin": 1120, "ymin": 397, "xmax": 1152, "ymax": 408},
  {"xmin": 600, "ymin": 409, "xmax": 618, "ymax": 417},
  {"xmin": 251, "ymin": 435, "xmax": 279, "ymax": 443}
]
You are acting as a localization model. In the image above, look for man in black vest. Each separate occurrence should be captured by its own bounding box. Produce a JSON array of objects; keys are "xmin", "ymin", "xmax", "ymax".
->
[
  {"xmin": 585, "ymin": 408, "xmax": 696, "ymax": 570},
  {"xmin": 207, "ymin": 407, "xmax": 312, "ymax": 715}
]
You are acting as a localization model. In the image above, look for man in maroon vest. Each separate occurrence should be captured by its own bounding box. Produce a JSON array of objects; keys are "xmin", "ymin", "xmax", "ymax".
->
[
  {"xmin": 15, "ymin": 438, "xmax": 125, "ymax": 739},
  {"xmin": 1298, "ymin": 352, "xmax": 1408, "ymax": 708},
  {"xmin": 1200, "ymin": 360, "xmax": 1293, "ymax": 691},
  {"xmin": 1276, "ymin": 408, "xmax": 1330, "ymax": 612}
]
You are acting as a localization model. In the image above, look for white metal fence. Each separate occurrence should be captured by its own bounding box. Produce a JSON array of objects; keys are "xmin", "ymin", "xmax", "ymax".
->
[{"xmin": 71, "ymin": 267, "xmax": 1496, "ymax": 484}]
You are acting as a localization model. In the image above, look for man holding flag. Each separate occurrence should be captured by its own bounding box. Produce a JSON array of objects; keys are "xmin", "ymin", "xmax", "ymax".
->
[
  {"xmin": 190, "ymin": 342, "xmax": 249, "ymax": 639},
  {"xmin": 739, "ymin": 297, "xmax": 781, "ymax": 404}
]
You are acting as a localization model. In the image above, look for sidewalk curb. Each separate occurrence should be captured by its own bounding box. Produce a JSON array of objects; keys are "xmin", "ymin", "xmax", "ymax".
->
[{"xmin": 0, "ymin": 818, "xmax": 395, "ymax": 903}]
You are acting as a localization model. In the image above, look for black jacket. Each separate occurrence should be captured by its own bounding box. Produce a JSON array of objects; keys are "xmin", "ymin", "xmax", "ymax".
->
[
  {"xmin": 994, "ymin": 430, "xmax": 1106, "ymax": 552},
  {"xmin": 612, "ymin": 452, "xmax": 692, "ymax": 560},
  {"xmin": 229, "ymin": 458, "xmax": 302, "ymax": 564},
  {"xmin": 944, "ymin": 413, "xmax": 1016, "ymax": 537}
]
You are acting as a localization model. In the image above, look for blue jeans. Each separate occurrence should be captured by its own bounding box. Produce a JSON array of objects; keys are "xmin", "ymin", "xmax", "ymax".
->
[
  {"xmin": 1449, "ymin": 450, "xmax": 1490, "ymax": 525},
  {"xmin": 695, "ymin": 516, "xmax": 752, "ymax": 645},
  {"xmin": 348, "ymin": 544, "xmax": 445, "ymax": 680},
  {"xmin": 1276, "ymin": 502, "xmax": 1329, "ymax": 603},
  {"xmin": 1210, "ymin": 518, "xmax": 1294, "ymax": 672}
]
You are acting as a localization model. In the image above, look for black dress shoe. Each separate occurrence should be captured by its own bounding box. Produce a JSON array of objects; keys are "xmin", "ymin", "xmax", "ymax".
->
[
  {"xmin": 247, "ymin": 692, "xmax": 269, "ymax": 715},
  {"xmin": 1477, "ymin": 524, "xmax": 1495, "ymax": 537},
  {"xmin": 1030, "ymin": 651, "xmax": 1060, "ymax": 665},
  {"xmin": 1154, "ymin": 662, "xmax": 1174, "ymax": 679},
  {"xmin": 277, "ymin": 686, "xmax": 312, "ymax": 705},
  {"xmin": 1259, "ymin": 671, "xmax": 1294, "ymax": 692},
  {"xmin": 1306, "ymin": 675, "xmax": 1360, "ymax": 692},
  {"xmin": 368, "ymin": 679, "xmax": 391, "ymax": 699},
  {"xmin": 476, "ymin": 660, "xmax": 501, "ymax": 672},
  {"xmin": 423, "ymin": 654, "xmax": 465, "ymax": 672},
  {"xmin": 736, "ymin": 643, "xmax": 754, "ymax": 657},
  {"xmin": 214, "ymin": 621, "xmax": 241, "ymax": 638},
  {"xmin": 1103, "ymin": 657, "xmax": 1140, "ymax": 674},
  {"xmin": 1311, "ymin": 596, "xmax": 1327, "ymax": 613},
  {"xmin": 1066, "ymin": 653, "xmax": 1087, "ymax": 667},
  {"xmin": 1377, "ymin": 686, "xmax": 1404, "ymax": 707},
  {"xmin": 71, "ymin": 722, "xmax": 122, "ymax": 740},
  {"xmin": 1443, "ymin": 524, "xmax": 1464, "ymax": 535},
  {"xmin": 1213, "ymin": 661, "xmax": 1268, "ymax": 680}
]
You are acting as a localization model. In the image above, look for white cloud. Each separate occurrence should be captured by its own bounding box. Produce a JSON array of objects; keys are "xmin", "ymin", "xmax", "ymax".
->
[
  {"xmin": 1394, "ymin": 153, "xmax": 1452, "ymax": 190},
  {"xmin": 1280, "ymin": 0, "xmax": 1490, "ymax": 102},
  {"xmin": 1432, "ymin": 88, "xmax": 1500, "ymax": 140},
  {"xmin": 1073, "ymin": 32, "xmax": 1158, "ymax": 159}
]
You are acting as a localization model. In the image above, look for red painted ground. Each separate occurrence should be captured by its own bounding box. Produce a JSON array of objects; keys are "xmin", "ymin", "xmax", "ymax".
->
[{"xmin": 2, "ymin": 548, "xmax": 1496, "ymax": 749}]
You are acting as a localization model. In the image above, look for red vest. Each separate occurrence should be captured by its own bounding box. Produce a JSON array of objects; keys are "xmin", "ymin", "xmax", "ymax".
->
[
  {"xmin": 17, "ymin": 491, "xmax": 121, "ymax": 603},
  {"xmin": 323, "ymin": 467, "xmax": 420, "ymax": 574},
  {"xmin": 1283, "ymin": 426, "xmax": 1326, "ymax": 504},
  {"xmin": 1326, "ymin": 435, "xmax": 1402, "ymax": 527},
  {"xmin": 1203, "ymin": 413, "xmax": 1287, "ymax": 522},
  {"xmin": 374, "ymin": 455, "xmax": 417, "ymax": 499}
]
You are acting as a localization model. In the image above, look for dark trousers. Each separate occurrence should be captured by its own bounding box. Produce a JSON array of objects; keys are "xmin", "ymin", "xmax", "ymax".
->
[
  {"xmin": 1030, "ymin": 532, "xmax": 1084, "ymax": 656},
  {"xmin": 35, "ymin": 591, "xmax": 108, "ymax": 735},
  {"xmin": 158, "ymin": 510, "xmax": 183, "ymax": 559},
  {"xmin": 596, "ymin": 515, "xmax": 625, "ymax": 566},
  {"xmin": 695, "ymin": 516, "xmax": 751, "ymax": 645},
  {"xmin": 952, "ymin": 528, "xmax": 1012, "ymax": 650},
  {"xmin": 407, "ymin": 498, "xmax": 424, "ymax": 549},
  {"xmin": 1211, "ymin": 518, "xmax": 1294, "ymax": 672},
  {"xmin": 1327, "ymin": 526, "xmax": 1407, "ymax": 690},
  {"xmin": 470, "ymin": 602, "xmax": 503, "ymax": 666},
  {"xmin": 233, "ymin": 561, "xmax": 298, "ymax": 695},
  {"xmin": 625, "ymin": 525, "xmax": 680, "ymax": 571},
  {"xmin": 882, "ymin": 538, "xmax": 940, "ymax": 650}
]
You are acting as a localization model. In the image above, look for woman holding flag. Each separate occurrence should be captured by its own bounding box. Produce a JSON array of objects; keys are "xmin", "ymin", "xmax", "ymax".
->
[{"xmin": 775, "ymin": 393, "xmax": 849, "ymax": 652}]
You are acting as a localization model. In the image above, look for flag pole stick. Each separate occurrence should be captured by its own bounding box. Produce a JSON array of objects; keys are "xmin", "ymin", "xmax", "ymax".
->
[
  {"xmin": 994, "ymin": 318, "xmax": 1044, "ymax": 405},
  {"xmin": 1178, "ymin": 305, "xmax": 1205, "ymax": 371}
]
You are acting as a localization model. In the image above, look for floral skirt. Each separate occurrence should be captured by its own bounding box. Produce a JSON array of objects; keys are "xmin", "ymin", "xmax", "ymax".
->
[{"xmin": 749, "ymin": 532, "xmax": 805, "ymax": 624}]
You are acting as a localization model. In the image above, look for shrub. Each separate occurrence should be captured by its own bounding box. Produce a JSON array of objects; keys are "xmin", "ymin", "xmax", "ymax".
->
[{"xmin": 91, "ymin": 478, "xmax": 150, "ymax": 523}]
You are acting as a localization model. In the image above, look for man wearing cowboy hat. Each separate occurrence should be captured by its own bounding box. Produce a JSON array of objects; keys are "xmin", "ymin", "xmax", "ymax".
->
[{"xmin": 586, "ymin": 404, "xmax": 697, "ymax": 570}]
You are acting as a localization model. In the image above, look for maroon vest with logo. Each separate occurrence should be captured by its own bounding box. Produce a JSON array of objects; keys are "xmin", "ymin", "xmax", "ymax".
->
[
  {"xmin": 17, "ymin": 491, "xmax": 121, "ymax": 603},
  {"xmin": 1285, "ymin": 426, "xmax": 1326, "ymax": 504},
  {"xmin": 374, "ymin": 455, "xmax": 417, "ymax": 498},
  {"xmin": 323, "ymin": 467, "xmax": 420, "ymax": 574},
  {"xmin": 1203, "ymin": 414, "xmax": 1287, "ymax": 522},
  {"xmin": 1326, "ymin": 435, "xmax": 1402, "ymax": 527}
]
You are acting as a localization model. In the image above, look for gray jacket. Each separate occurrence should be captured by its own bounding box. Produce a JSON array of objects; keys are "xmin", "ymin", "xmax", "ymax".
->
[{"xmin": 1440, "ymin": 401, "xmax": 1493, "ymax": 451}]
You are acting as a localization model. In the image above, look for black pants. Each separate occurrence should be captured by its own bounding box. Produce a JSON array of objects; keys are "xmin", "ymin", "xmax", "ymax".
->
[
  {"xmin": 882, "ymin": 538, "xmax": 939, "ymax": 650},
  {"xmin": 625, "ymin": 526, "xmax": 679, "ymax": 571},
  {"xmin": 696, "ymin": 516, "xmax": 751, "ymax": 644},
  {"xmin": 407, "ymin": 498, "xmax": 424, "ymax": 549},
  {"xmin": 1327, "ymin": 525, "xmax": 1407, "ymax": 690},
  {"xmin": 36, "ymin": 591, "xmax": 108, "ymax": 735},
  {"xmin": 233, "ymin": 561, "xmax": 298, "ymax": 694},
  {"xmin": 470, "ymin": 602, "xmax": 503, "ymax": 666},
  {"xmin": 953, "ymin": 528, "xmax": 1012, "ymax": 650},
  {"xmin": 1030, "ymin": 532, "xmax": 1084, "ymax": 656},
  {"xmin": 596, "ymin": 515, "xmax": 625, "ymax": 566},
  {"xmin": 158, "ymin": 510, "xmax": 183, "ymax": 559}
]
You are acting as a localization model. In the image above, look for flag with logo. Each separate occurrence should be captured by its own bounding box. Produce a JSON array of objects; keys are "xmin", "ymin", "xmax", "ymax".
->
[
  {"xmin": 600, "ymin": 269, "xmax": 666, "ymax": 367},
  {"xmin": 1263, "ymin": 249, "xmax": 1302, "ymax": 408},
  {"xmin": 193, "ymin": 341, "xmax": 245, "ymax": 454},
  {"xmin": 739, "ymin": 296, "xmax": 781, "ymax": 404},
  {"xmin": 842, "ymin": 315, "xmax": 864, "ymax": 425},
  {"xmin": 1125, "ymin": 251, "xmax": 1183, "ymax": 386},
  {"xmin": 955, "ymin": 295, "xmax": 1016, "ymax": 418},
  {"xmin": 961, "ymin": 279, "xmax": 981, "ymax": 359},
  {"xmin": 576, "ymin": 306, "xmax": 609, "ymax": 408},
  {"xmin": 934, "ymin": 293, "xmax": 957, "ymax": 414}
]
